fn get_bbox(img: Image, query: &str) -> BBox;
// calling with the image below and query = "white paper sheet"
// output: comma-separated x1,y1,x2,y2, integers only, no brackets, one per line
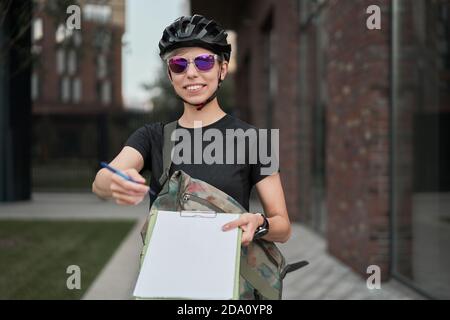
133,210,240,299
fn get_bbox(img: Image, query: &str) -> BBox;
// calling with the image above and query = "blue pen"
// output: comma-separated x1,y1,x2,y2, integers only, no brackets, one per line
100,162,156,195
100,162,156,196
100,162,140,183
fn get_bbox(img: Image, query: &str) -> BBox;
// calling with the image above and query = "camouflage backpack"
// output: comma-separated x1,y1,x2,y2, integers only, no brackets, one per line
139,121,308,300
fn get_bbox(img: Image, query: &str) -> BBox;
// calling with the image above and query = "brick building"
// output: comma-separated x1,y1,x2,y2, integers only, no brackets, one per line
32,0,125,113
30,0,127,189
191,0,450,299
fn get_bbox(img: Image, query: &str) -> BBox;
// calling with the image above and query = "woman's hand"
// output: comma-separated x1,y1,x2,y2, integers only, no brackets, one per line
222,213,264,246
110,168,149,205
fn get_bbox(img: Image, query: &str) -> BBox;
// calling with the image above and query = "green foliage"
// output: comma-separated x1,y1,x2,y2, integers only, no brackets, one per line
141,63,183,123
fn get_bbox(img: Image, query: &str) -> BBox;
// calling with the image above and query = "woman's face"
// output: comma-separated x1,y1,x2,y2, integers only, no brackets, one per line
166,47,228,106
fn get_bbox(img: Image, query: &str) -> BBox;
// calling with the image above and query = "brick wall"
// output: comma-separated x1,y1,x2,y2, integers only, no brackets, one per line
324,0,392,279
198,0,446,289
236,0,303,222
235,0,394,280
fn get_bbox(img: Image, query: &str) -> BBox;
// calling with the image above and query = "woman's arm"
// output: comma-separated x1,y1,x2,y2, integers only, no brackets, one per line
254,173,291,243
222,173,292,245
92,146,149,204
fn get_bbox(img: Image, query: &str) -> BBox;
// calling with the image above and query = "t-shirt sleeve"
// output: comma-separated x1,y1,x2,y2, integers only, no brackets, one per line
125,125,152,170
250,128,280,186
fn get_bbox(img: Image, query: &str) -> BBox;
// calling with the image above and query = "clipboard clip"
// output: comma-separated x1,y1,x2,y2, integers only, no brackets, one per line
180,210,217,218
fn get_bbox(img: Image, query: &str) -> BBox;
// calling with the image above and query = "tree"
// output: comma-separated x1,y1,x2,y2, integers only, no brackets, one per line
141,62,183,123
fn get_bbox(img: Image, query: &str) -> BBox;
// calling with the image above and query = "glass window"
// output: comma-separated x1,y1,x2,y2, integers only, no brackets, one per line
298,0,327,26
67,50,77,75
93,30,112,51
101,80,111,105
72,78,81,103
297,0,328,233
32,18,43,42
392,0,450,299
97,54,107,79
61,77,71,102
55,24,73,44
56,49,65,74
31,72,39,101
55,24,65,44
83,4,112,23
73,31,82,47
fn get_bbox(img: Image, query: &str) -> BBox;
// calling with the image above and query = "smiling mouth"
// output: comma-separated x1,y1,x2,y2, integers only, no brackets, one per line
184,84,206,92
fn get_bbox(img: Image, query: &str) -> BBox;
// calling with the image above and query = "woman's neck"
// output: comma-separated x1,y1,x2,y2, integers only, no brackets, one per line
178,98,226,128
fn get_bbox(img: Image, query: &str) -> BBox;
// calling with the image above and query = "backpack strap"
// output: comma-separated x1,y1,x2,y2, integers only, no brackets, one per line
158,120,178,187
280,260,309,280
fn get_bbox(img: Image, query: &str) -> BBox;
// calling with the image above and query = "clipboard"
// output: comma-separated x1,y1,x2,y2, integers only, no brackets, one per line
133,210,242,300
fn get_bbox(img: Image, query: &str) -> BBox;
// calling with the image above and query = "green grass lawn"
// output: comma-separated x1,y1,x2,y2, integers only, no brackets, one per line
0,219,135,299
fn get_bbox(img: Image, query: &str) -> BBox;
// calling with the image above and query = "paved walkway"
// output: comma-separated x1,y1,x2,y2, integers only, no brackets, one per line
278,224,423,299
0,193,148,220
0,193,425,300
250,200,424,300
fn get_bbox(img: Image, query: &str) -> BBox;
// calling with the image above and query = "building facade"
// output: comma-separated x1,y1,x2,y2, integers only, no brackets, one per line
30,0,126,190
32,0,125,113
191,0,450,299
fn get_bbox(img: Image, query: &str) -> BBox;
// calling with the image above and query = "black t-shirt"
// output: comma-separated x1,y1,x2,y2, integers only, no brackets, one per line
125,114,277,211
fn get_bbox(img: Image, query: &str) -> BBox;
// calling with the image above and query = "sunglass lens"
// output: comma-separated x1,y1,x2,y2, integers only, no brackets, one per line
194,55,215,71
169,58,188,73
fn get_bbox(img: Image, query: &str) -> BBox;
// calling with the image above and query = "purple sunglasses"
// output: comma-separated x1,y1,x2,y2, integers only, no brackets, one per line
167,54,219,74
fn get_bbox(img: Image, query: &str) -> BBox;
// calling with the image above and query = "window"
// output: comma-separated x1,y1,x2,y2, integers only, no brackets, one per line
67,50,77,75
93,30,112,50
297,0,328,233
32,18,43,42
97,54,107,79
298,0,328,27
84,4,112,23
55,24,73,44
72,78,81,103
31,72,39,101
101,81,111,105
61,77,71,102
392,0,450,299
73,32,82,47
56,49,65,74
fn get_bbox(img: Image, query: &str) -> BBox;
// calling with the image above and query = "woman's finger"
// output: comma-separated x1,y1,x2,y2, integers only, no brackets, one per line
110,182,147,197
241,232,254,246
222,218,243,231
110,174,149,194
115,198,130,206
222,215,250,231
122,179,149,194
112,192,143,205
125,169,146,184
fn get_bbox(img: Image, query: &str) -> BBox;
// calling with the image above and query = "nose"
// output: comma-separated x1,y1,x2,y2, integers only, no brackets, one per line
185,62,199,78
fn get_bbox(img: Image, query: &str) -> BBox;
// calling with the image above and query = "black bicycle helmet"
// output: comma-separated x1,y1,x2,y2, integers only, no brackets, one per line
159,14,231,62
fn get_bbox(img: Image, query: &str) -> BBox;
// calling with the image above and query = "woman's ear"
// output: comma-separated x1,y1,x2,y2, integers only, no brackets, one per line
220,61,228,81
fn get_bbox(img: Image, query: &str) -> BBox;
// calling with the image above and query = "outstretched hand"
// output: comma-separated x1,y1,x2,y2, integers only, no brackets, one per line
110,168,149,205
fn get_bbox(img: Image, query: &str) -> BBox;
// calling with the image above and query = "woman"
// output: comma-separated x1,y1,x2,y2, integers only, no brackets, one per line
92,15,291,246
